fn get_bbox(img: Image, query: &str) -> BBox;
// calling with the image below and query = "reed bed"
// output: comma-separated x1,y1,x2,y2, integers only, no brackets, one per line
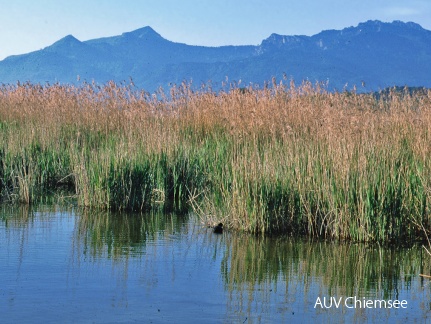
0,80,430,242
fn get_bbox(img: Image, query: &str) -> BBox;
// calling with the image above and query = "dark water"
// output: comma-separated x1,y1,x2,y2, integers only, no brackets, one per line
1,205,431,323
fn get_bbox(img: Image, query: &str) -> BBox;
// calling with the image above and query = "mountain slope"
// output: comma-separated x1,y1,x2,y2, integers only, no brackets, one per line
0,20,430,91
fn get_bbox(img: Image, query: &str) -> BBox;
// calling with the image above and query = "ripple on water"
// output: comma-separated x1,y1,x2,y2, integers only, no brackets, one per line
0,205,430,323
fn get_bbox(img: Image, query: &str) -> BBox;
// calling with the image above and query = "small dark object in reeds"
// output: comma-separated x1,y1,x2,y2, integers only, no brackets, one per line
213,223,223,234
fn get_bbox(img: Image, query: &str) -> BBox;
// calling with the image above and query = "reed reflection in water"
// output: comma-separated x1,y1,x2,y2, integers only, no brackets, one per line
1,205,431,323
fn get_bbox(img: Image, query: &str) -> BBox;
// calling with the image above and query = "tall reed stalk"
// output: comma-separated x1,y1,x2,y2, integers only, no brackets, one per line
0,80,430,242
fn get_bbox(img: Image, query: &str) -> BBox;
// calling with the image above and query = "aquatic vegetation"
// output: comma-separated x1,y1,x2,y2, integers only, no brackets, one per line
0,80,431,242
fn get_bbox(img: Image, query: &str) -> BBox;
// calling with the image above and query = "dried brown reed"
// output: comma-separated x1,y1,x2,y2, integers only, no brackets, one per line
0,80,430,242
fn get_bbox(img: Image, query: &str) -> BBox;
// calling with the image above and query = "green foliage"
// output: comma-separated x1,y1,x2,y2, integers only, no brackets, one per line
1,81,431,243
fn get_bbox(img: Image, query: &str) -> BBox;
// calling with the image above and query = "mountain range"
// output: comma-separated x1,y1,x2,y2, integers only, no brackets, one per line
1,20,430,92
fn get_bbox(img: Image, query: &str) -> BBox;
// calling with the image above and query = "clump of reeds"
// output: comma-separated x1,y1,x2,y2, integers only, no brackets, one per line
0,80,431,242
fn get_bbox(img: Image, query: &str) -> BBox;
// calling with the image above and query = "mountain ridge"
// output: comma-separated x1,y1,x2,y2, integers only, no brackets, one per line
0,20,430,91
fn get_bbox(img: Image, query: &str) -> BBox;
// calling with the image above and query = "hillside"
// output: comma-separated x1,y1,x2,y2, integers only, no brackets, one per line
0,20,430,91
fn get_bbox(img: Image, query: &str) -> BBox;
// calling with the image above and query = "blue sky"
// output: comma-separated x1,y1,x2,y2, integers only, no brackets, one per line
0,0,430,60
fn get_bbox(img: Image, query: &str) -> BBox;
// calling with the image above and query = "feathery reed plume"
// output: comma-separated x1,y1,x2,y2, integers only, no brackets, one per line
0,81,430,242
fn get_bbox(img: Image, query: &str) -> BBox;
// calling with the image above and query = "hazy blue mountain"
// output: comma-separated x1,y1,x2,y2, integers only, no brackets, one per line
0,20,430,92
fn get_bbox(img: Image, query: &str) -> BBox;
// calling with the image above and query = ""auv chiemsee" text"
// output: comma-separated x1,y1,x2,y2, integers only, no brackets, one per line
314,296,408,309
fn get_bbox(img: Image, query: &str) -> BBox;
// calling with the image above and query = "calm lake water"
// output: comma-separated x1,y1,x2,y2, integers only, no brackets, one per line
1,205,431,323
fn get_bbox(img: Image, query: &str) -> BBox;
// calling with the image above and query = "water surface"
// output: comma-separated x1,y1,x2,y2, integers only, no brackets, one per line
1,205,431,323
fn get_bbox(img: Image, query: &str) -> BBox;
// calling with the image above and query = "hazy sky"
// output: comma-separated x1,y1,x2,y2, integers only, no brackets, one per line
0,0,430,60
